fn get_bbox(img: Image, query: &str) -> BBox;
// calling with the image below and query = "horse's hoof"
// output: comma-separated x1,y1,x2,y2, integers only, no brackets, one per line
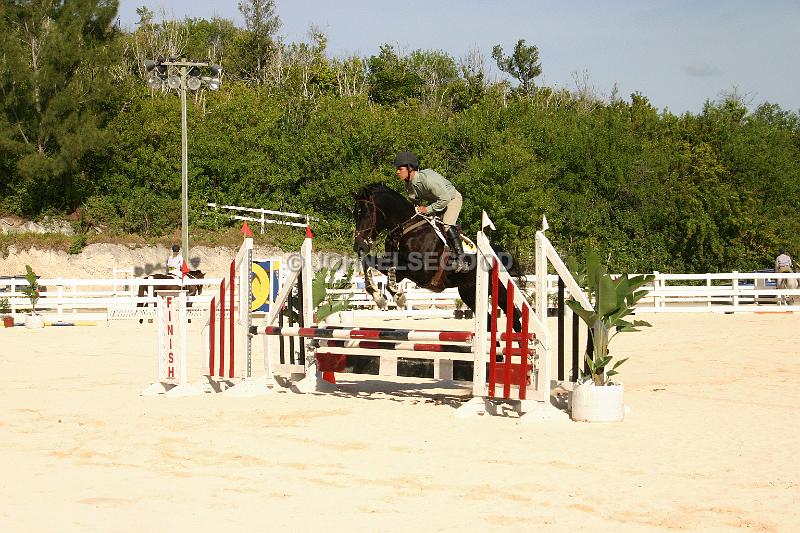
394,294,407,308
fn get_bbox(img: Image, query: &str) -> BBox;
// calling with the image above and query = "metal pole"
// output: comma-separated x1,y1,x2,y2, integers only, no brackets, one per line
557,277,565,381
148,58,213,261
180,65,189,262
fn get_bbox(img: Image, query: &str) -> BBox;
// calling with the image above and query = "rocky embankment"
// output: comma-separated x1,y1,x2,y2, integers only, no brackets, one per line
0,216,352,280
0,242,355,280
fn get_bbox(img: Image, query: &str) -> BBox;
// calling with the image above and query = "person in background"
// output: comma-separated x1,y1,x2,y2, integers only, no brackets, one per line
394,151,467,273
775,248,792,273
166,244,184,278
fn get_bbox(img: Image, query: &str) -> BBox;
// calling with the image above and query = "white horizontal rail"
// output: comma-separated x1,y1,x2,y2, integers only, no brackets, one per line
207,202,323,234
207,202,319,221
0,276,225,319
3,270,799,316
0,277,221,288
231,214,307,229
532,270,800,313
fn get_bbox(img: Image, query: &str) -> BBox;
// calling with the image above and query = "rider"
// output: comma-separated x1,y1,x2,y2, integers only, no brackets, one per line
775,248,793,273
166,244,184,278
395,151,467,273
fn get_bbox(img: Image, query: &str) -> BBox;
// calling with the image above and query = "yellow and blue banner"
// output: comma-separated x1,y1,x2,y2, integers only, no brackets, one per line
251,259,281,312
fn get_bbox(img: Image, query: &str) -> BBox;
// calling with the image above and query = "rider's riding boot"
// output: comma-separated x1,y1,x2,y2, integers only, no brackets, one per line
445,226,468,273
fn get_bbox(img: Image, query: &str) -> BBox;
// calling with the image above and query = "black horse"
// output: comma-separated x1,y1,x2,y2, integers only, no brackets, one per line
136,271,205,323
353,183,522,326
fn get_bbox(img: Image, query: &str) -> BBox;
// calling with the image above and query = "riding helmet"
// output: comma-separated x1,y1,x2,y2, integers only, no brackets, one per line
394,151,420,170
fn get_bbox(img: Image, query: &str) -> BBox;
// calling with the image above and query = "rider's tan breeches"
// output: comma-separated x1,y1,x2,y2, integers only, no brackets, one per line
440,191,463,228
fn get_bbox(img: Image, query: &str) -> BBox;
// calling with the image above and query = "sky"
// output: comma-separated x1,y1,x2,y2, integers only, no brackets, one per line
116,0,800,115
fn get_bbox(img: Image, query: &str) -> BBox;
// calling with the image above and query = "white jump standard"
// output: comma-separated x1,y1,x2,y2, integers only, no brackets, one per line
142,291,202,397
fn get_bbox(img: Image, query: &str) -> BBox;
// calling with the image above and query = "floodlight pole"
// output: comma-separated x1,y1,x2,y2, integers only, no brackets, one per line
145,58,220,262
162,58,209,263
180,64,189,263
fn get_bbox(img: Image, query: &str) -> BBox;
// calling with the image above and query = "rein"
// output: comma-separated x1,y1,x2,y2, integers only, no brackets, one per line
355,193,419,250
355,189,429,254
354,196,380,249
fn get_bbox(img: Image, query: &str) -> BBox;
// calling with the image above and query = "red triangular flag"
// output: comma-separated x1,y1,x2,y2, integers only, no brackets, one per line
305,225,313,239
180,261,190,280
241,221,254,237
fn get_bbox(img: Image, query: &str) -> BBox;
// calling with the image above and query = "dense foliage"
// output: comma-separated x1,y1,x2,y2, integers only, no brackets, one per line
2,1,799,273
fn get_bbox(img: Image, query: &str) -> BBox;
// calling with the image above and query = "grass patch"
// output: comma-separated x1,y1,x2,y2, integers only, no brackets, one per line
0,233,73,258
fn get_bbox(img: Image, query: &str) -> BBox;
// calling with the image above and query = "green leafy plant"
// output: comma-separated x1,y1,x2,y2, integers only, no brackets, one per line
0,296,11,316
566,248,654,386
69,233,87,254
312,259,354,323
20,265,41,314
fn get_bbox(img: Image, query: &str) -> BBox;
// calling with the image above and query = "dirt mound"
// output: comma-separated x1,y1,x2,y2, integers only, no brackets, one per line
0,242,353,280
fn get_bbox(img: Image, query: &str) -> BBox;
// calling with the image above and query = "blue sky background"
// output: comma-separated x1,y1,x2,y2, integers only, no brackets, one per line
116,0,800,115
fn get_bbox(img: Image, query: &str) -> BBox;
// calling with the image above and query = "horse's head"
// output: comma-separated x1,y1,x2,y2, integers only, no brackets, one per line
353,187,379,256
353,183,415,256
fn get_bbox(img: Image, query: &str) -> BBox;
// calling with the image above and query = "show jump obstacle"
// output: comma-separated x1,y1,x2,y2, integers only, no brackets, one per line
143,225,266,397
249,213,583,418
145,214,592,419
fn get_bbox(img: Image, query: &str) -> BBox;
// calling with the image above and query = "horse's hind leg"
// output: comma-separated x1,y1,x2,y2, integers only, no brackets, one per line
458,284,476,318
495,284,523,332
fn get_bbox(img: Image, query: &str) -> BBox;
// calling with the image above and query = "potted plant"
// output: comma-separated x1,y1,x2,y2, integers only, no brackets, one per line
453,298,464,319
566,248,654,422
310,259,355,382
20,265,45,329
0,296,13,327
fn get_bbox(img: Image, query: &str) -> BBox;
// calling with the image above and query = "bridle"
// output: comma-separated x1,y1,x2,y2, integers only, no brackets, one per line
354,195,381,253
354,191,422,254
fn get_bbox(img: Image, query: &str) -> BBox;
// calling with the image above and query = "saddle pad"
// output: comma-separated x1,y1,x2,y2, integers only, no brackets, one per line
460,235,477,255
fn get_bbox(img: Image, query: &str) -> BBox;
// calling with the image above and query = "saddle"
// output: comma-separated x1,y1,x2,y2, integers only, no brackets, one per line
391,214,474,291
394,215,477,254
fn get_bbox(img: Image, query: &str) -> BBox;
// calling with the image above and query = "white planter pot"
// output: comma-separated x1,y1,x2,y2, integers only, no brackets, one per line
24,314,45,329
570,381,624,422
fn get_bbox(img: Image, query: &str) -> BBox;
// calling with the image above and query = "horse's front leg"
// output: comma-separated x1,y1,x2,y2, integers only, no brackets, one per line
386,265,408,309
381,240,407,308
361,256,388,310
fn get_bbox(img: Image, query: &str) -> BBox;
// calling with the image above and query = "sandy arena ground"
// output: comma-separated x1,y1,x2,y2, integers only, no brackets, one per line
1,312,798,532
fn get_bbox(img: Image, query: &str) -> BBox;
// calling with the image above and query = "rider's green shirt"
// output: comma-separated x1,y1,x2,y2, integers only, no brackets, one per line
405,169,458,213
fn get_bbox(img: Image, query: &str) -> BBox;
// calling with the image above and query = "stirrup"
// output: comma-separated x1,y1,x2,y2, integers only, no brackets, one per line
452,256,467,273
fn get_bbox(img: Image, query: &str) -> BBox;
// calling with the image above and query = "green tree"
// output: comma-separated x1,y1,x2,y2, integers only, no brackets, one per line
367,44,422,106
491,39,542,97
407,49,459,109
0,0,122,215
235,0,281,84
